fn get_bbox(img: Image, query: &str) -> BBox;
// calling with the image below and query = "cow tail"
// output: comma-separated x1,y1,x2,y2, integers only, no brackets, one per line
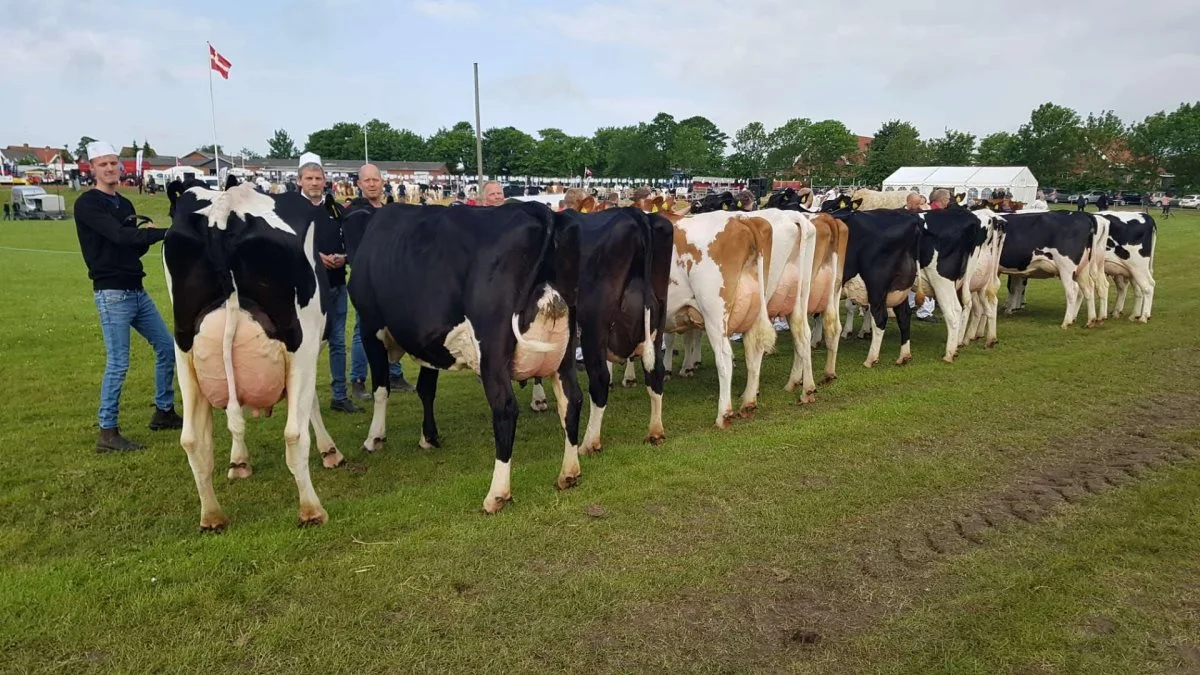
510,211,560,352
1147,217,1157,276
636,210,658,372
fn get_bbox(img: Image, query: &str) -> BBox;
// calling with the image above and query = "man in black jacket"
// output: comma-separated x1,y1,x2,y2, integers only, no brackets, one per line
298,153,361,413
342,163,413,399
75,141,182,452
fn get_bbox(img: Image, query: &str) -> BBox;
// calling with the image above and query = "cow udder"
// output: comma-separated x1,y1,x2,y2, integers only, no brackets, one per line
192,307,287,411
766,262,800,319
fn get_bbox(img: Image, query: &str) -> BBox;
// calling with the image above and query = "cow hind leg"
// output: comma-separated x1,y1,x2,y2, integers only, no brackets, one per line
893,301,913,366
481,360,518,514
623,360,638,388
177,348,226,531
310,398,345,468
530,377,548,412
1112,275,1129,319
284,352,326,527
550,368,583,491
864,304,888,368
360,325,390,453
226,405,252,480
417,367,441,449
580,355,609,456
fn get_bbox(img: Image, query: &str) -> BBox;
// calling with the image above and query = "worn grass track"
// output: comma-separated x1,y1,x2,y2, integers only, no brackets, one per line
1,188,1198,673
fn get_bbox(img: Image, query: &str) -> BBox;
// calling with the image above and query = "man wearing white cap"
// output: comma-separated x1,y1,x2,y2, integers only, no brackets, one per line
298,152,361,413
75,140,182,452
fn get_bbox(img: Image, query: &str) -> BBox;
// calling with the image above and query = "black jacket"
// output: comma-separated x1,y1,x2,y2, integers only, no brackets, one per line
313,194,347,287
74,189,166,291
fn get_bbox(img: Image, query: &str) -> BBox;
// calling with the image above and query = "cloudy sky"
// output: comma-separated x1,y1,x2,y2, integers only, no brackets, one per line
2,0,1197,156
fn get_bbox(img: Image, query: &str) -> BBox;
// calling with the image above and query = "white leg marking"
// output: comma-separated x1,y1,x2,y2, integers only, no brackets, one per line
483,459,513,514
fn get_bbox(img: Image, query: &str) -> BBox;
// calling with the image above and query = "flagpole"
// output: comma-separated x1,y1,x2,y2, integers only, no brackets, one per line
207,42,222,189
473,62,483,189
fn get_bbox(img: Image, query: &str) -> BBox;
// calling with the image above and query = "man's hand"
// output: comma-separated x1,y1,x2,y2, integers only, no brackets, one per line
320,253,338,269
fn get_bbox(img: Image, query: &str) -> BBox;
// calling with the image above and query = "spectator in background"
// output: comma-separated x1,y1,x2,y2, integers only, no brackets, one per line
1028,191,1049,210
904,193,924,212
481,180,505,207
1076,194,1087,212
929,188,951,210
1097,192,1109,211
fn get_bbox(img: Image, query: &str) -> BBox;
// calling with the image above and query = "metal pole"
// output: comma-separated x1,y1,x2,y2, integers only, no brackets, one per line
207,43,221,188
473,62,483,188
364,117,369,163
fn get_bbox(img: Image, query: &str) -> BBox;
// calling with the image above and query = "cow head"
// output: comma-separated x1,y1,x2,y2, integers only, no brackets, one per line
955,192,966,205
819,194,854,213
577,196,596,214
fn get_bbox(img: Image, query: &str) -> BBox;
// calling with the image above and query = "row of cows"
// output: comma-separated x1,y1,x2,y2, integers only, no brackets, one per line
162,184,1157,530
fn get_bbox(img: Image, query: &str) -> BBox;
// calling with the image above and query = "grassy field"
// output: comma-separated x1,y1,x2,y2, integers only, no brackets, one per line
1,187,1198,673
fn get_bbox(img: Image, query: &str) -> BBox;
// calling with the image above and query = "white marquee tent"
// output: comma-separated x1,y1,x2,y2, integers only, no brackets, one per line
881,166,1039,203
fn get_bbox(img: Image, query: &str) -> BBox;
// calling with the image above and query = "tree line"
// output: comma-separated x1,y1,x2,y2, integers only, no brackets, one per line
253,101,1199,191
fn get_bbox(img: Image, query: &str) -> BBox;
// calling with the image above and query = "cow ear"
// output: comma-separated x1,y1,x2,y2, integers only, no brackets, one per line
851,198,864,211
579,196,595,213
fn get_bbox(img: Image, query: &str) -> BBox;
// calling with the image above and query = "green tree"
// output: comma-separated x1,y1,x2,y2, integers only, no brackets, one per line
76,136,97,160
267,129,299,158
800,119,859,184
668,125,711,174
139,140,157,158
925,129,976,165
1130,103,1200,191
678,115,729,165
858,120,927,186
304,122,365,159
1013,103,1084,186
239,147,263,161
976,132,1019,165
727,121,771,178
362,120,427,162
427,121,477,174
482,126,537,176
765,118,812,175
1076,110,1128,187
532,128,596,176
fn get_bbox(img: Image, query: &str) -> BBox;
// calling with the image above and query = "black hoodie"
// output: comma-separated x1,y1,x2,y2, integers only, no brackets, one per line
73,189,166,291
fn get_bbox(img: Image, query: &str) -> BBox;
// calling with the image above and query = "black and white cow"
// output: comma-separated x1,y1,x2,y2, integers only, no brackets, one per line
819,200,924,367
999,210,1106,328
348,202,583,514
914,206,1007,361
1099,211,1157,322
689,191,739,214
549,207,675,454
164,184,345,531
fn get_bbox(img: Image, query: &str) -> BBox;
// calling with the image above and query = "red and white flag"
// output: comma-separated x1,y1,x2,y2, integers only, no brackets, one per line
209,43,231,79
584,166,592,178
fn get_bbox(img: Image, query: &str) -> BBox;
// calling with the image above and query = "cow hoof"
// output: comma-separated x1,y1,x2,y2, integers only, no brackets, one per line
531,399,549,413
622,378,637,388
863,358,878,369
818,373,837,386
784,380,799,393
716,414,735,429
363,436,386,453
798,390,816,405
663,372,672,382
1136,316,1149,324
942,355,955,364
739,403,757,418
482,494,513,514
321,448,345,469
297,506,328,527
1113,311,1122,319
555,473,581,491
985,339,998,349
895,355,912,366
199,513,229,533
580,442,602,457
645,432,666,446
1085,320,1098,329
419,434,441,450
227,463,253,480
678,369,694,378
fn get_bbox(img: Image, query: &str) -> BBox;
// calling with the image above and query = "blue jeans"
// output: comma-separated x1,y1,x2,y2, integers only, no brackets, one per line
350,310,402,383
93,289,176,429
328,285,350,402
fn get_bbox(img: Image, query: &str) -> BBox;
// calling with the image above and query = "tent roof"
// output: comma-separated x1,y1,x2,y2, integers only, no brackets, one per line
882,166,1036,187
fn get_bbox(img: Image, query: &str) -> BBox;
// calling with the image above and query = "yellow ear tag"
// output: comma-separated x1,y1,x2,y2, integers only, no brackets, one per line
581,207,589,213
651,205,659,213
721,204,728,210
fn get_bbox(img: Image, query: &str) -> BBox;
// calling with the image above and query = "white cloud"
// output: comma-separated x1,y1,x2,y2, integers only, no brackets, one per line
410,0,480,21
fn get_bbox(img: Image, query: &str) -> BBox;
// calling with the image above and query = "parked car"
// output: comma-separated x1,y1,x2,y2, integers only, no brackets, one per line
1066,190,1106,204
1110,191,1142,206
1179,194,1200,209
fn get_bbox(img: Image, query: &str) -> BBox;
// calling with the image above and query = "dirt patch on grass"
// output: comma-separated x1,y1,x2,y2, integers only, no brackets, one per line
589,384,1200,672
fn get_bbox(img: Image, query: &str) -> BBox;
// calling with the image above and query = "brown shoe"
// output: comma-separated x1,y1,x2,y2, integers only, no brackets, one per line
96,427,145,453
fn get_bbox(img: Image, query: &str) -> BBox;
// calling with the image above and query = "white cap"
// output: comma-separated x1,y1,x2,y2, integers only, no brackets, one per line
86,140,118,160
299,151,322,168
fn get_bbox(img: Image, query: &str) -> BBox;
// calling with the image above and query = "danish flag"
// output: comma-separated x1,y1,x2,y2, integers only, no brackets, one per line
209,43,231,79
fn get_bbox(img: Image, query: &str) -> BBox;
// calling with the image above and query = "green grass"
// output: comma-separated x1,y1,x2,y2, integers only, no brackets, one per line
1,187,1198,673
